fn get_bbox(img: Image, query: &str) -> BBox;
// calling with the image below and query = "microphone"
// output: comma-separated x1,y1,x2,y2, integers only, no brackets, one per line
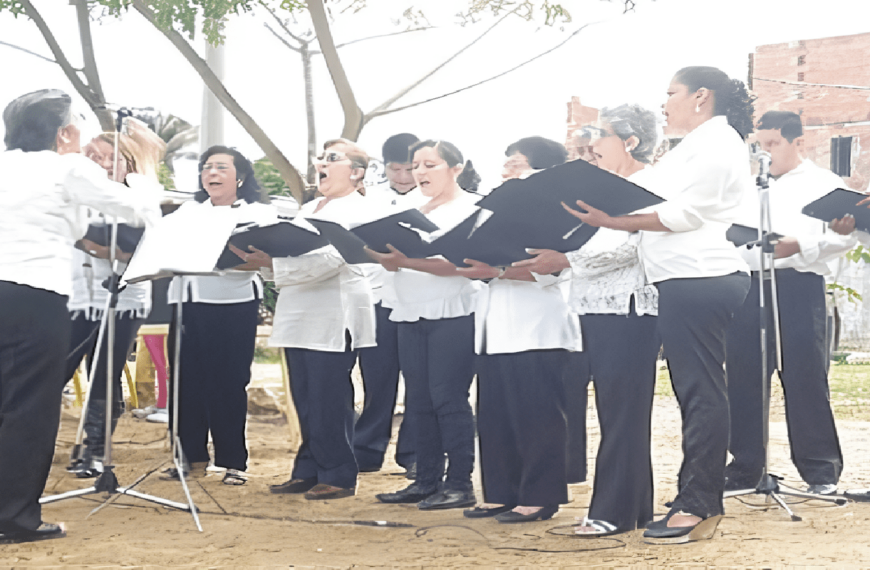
757,151,772,189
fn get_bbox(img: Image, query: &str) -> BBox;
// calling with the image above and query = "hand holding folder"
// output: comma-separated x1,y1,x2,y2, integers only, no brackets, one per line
802,188,870,232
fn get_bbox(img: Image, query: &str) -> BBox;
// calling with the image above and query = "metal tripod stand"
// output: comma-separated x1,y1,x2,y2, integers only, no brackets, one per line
40,111,202,531
724,152,846,519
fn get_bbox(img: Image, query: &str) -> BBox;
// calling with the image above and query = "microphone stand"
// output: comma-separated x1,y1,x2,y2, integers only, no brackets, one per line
724,152,845,519
41,108,202,531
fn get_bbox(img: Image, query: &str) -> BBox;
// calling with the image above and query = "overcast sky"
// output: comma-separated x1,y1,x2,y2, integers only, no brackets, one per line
1,0,868,192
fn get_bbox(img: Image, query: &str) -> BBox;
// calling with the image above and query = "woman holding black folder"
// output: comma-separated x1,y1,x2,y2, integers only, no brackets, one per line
251,139,377,500
560,67,754,543
368,140,484,510
64,126,165,478
165,145,276,486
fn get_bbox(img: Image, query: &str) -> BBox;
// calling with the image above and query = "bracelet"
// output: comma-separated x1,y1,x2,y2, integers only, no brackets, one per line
496,266,507,279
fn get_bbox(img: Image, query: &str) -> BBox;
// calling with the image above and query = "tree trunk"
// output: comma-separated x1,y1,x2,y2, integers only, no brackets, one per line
302,44,317,185
307,0,363,141
131,0,305,205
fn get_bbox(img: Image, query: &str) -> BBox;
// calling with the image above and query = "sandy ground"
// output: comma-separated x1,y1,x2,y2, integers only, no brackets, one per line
5,366,870,569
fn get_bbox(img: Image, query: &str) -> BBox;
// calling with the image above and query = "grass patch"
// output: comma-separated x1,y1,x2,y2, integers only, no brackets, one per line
254,344,282,364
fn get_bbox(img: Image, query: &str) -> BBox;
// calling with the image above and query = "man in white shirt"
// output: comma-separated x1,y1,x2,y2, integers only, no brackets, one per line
725,111,855,494
354,133,421,474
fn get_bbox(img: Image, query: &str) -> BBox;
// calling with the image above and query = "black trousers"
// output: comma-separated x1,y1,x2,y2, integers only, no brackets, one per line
63,314,143,411
169,301,258,472
726,270,842,485
398,315,476,491
564,352,588,484
285,344,359,489
581,311,659,530
657,272,750,519
0,282,70,533
477,350,571,507
354,303,415,470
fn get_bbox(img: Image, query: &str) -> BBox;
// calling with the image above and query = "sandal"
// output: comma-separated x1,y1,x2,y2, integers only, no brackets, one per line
223,469,247,486
574,517,622,537
643,510,722,544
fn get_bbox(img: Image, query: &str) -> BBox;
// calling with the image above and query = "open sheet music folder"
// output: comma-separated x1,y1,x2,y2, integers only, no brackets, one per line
84,223,146,254
802,188,870,232
726,224,783,248
307,208,440,264
428,160,662,266
215,222,328,269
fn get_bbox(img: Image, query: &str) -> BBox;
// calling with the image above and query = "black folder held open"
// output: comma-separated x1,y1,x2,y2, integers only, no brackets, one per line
215,222,328,269
801,188,870,232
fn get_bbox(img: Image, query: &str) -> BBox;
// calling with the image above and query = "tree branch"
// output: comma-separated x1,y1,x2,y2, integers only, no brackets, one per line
258,0,310,46
73,0,105,103
131,0,305,204
365,21,595,122
0,40,55,63
334,27,433,49
264,22,302,53
308,0,364,140
367,7,518,116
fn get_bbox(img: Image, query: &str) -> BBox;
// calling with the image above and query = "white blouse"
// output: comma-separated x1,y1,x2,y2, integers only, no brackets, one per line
638,116,752,283
69,247,152,319
167,199,278,304
735,159,855,276
475,272,582,355
266,192,377,352
0,150,160,297
566,168,658,316
388,192,486,323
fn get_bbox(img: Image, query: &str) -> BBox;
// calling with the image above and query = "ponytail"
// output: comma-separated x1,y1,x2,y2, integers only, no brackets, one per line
673,66,756,140
457,159,481,193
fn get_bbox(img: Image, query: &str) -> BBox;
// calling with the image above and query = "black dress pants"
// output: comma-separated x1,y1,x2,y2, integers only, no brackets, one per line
656,272,750,519
398,315,476,491
354,303,415,470
63,314,143,412
285,343,360,489
564,351,588,484
0,281,70,533
726,270,842,485
477,350,571,507
169,300,258,471
582,310,659,530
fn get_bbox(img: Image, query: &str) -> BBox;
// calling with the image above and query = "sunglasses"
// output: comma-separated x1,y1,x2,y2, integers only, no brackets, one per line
313,151,350,164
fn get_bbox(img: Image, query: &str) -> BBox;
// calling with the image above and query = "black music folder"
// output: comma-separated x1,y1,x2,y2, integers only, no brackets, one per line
84,223,145,254
726,224,783,248
215,222,329,269
308,209,440,264
802,188,870,232
428,160,661,266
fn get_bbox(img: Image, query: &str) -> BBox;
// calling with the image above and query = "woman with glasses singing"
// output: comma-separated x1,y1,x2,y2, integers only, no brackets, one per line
165,145,277,486
248,139,377,501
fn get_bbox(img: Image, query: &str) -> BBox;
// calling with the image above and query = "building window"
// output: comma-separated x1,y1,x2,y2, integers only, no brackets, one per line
798,55,806,65
798,72,805,82
831,137,852,177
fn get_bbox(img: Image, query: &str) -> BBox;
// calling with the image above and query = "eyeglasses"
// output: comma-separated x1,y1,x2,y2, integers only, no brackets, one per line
203,163,232,171
313,151,350,164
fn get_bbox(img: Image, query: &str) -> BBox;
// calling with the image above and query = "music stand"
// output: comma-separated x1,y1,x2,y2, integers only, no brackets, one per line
724,154,846,519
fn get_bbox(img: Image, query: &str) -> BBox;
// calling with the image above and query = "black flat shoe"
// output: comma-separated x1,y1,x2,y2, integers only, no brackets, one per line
463,504,515,518
494,505,558,523
643,513,722,544
269,477,317,494
417,489,476,510
0,523,66,545
376,482,438,504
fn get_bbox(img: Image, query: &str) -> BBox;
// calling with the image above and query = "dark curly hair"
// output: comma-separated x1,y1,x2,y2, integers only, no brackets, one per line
757,110,803,142
409,139,481,193
194,145,265,204
673,66,756,140
504,136,567,169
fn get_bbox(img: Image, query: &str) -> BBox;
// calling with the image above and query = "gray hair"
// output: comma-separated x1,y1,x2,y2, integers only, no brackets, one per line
598,104,658,164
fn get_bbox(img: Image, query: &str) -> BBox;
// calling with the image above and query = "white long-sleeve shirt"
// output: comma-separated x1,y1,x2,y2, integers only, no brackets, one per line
638,116,752,283
266,192,378,351
388,192,486,323
735,159,856,275
0,150,160,296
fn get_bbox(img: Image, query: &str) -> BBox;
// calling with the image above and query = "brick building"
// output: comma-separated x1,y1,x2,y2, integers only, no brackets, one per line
750,32,870,192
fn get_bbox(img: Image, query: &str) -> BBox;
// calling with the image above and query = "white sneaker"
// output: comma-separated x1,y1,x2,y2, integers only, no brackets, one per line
145,409,169,423
132,405,158,419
